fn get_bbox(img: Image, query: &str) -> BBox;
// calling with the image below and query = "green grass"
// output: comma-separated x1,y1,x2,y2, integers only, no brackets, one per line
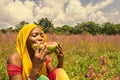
0,32,120,80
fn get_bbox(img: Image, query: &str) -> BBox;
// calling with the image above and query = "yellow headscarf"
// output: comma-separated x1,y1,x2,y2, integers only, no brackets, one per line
16,23,47,80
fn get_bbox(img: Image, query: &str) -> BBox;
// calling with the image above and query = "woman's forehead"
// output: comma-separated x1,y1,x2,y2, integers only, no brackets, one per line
31,27,43,33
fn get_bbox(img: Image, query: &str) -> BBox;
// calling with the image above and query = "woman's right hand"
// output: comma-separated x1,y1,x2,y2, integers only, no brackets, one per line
29,42,48,79
33,42,48,71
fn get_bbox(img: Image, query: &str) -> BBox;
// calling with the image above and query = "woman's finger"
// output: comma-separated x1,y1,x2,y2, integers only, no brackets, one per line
57,44,64,54
40,44,47,59
58,43,62,49
35,42,41,56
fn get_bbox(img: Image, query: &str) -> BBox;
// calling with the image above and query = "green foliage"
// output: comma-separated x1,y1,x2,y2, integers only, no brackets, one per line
0,33,120,80
101,22,115,35
0,29,7,33
1,18,120,35
73,23,83,34
48,34,120,79
0,62,9,80
35,18,53,33
53,25,74,35
113,24,120,34
14,21,29,32
73,21,101,35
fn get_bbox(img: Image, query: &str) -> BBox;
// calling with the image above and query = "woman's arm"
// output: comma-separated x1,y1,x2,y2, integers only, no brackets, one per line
28,43,48,80
7,52,45,80
55,43,64,68
7,52,22,80
56,54,64,68
46,43,64,74
7,46,48,80
46,56,54,73
46,56,64,74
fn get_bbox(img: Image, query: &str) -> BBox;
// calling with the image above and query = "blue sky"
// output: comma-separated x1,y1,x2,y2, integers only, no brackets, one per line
0,0,120,29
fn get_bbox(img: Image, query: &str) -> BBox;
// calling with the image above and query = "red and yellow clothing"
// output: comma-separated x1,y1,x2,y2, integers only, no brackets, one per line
7,23,69,80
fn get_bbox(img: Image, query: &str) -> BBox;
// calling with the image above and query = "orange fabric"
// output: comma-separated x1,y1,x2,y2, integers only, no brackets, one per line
48,68,70,80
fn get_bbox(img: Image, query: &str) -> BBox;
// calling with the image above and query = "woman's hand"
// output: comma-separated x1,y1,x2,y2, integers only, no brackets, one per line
55,43,64,68
29,42,48,79
33,42,47,67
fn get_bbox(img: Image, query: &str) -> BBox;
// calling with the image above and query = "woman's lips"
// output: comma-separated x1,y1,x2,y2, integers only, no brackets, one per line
36,41,44,44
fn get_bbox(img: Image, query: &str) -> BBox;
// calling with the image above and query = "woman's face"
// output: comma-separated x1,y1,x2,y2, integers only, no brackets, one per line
26,27,44,49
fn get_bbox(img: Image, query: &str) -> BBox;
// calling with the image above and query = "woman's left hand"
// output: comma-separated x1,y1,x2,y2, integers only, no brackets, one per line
55,43,64,59
54,43,64,68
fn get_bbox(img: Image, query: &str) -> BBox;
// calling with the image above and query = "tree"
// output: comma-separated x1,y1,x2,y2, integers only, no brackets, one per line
114,24,120,34
62,25,74,34
83,21,101,35
6,27,13,32
73,21,101,35
101,22,115,35
14,21,29,32
35,18,53,33
54,25,74,35
0,29,7,33
73,23,83,34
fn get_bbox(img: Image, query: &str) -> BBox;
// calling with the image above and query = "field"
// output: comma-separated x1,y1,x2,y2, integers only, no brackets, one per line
0,32,120,80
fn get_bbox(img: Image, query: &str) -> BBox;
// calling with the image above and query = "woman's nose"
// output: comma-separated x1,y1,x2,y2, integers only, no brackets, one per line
37,35,43,41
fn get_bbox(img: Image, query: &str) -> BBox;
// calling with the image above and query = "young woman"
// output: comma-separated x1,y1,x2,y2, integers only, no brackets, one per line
6,24,69,80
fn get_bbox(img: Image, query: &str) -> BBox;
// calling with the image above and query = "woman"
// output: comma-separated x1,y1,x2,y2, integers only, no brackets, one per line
6,24,69,80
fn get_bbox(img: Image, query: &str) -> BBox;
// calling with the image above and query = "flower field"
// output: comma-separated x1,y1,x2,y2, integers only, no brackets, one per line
0,32,120,80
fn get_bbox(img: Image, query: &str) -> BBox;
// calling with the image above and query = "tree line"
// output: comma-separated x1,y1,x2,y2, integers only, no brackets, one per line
0,18,120,35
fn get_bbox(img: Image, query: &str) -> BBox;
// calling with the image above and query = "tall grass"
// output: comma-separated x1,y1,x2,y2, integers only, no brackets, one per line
0,32,17,80
0,32,120,80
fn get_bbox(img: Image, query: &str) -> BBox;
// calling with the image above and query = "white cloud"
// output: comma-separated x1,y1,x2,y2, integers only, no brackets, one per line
0,0,119,28
0,0,14,24
88,11,108,23
105,11,120,23
6,1,35,22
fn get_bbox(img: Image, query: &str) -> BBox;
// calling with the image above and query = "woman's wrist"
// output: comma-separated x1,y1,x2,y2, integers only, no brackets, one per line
57,58,64,68
58,55,64,63
27,76,32,80
32,57,45,69
29,58,45,79
29,68,38,80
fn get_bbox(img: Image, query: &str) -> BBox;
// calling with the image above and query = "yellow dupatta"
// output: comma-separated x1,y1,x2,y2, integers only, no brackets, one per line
16,24,47,80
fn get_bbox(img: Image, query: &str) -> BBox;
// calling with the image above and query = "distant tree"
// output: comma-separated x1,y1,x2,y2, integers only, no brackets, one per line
53,25,73,35
35,18,54,33
53,27,63,35
114,24,120,34
0,29,7,33
73,21,101,35
85,21,101,35
62,25,74,34
6,27,13,32
101,22,115,35
14,21,29,32
73,23,83,34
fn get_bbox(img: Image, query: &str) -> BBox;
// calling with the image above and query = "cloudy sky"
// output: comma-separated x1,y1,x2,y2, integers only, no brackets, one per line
0,0,120,28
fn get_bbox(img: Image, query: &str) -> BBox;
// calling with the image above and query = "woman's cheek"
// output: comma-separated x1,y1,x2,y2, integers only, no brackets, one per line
29,38,37,44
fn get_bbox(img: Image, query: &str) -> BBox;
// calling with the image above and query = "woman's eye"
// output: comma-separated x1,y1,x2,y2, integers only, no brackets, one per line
32,33,43,37
40,34,44,37
33,33,38,37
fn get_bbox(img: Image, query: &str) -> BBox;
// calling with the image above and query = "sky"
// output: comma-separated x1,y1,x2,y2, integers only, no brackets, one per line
0,0,120,29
